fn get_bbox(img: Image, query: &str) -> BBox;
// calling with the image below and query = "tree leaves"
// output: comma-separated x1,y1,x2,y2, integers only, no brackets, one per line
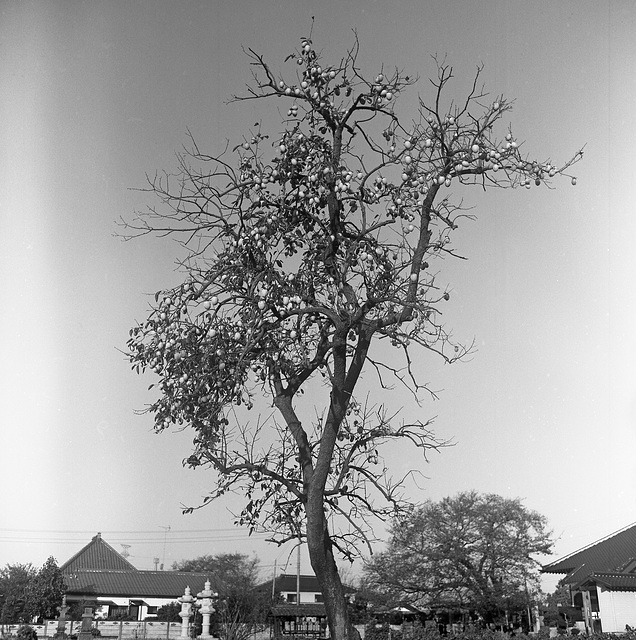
0,558,65,624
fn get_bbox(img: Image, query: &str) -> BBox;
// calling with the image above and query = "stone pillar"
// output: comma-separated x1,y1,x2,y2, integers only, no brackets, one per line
54,596,69,640
77,606,94,640
196,580,216,639
179,587,195,638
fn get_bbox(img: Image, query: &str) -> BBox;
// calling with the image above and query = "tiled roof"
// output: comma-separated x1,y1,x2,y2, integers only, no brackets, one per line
271,603,327,617
61,534,137,572
256,574,354,594
276,575,321,592
63,569,211,599
542,522,636,576
575,572,636,592
59,535,221,601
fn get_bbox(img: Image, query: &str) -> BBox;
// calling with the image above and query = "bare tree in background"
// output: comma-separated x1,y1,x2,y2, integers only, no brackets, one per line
363,491,553,624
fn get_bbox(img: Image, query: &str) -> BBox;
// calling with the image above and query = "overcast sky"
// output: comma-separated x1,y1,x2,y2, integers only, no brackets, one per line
1,0,634,590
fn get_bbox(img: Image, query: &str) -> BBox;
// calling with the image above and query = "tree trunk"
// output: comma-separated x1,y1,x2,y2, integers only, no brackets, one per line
306,490,353,640
302,334,369,640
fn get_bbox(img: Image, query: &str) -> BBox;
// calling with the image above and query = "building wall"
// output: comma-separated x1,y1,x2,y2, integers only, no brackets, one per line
597,587,636,633
280,589,323,603
72,596,178,621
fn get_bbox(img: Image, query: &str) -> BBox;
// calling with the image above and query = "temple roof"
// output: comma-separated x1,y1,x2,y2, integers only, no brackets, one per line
61,534,210,600
61,533,137,572
63,569,211,598
255,574,355,594
543,522,636,580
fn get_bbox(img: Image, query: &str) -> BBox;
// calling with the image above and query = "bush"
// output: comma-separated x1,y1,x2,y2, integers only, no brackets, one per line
536,628,551,640
359,628,636,640
365,622,389,640
446,631,508,640
16,625,38,640
364,622,406,640
106,611,135,621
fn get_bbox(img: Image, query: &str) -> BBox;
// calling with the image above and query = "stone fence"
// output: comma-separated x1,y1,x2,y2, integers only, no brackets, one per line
0,620,182,640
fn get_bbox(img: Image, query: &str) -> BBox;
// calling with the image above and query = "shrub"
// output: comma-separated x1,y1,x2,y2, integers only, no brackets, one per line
364,622,390,640
16,625,38,640
536,627,551,640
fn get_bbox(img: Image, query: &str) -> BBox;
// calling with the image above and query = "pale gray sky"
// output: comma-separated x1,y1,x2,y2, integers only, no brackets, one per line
1,0,634,589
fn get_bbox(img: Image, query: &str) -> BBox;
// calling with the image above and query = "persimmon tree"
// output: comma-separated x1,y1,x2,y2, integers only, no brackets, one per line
123,33,582,640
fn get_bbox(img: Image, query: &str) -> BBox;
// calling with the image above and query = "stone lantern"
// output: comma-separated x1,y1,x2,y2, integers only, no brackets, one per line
196,580,217,639
179,586,195,638
77,606,94,640
53,595,69,640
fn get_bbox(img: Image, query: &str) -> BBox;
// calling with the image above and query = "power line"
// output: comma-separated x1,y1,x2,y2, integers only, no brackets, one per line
0,535,269,544
0,527,273,548
0,527,248,534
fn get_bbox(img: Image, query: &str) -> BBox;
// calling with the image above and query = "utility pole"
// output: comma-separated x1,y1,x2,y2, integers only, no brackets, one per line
272,560,277,600
296,543,301,605
159,525,171,570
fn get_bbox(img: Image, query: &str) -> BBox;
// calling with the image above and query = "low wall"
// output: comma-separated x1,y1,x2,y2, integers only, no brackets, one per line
1,621,182,639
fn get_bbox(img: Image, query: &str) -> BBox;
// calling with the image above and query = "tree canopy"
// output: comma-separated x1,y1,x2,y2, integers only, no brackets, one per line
0,557,66,624
172,552,260,594
363,491,553,622
123,31,581,640
0,563,36,624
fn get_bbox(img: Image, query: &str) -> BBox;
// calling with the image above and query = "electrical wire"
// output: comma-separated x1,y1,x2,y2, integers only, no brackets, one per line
0,527,271,547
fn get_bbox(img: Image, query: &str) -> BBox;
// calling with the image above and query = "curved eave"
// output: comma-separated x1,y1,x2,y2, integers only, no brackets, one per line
574,573,636,592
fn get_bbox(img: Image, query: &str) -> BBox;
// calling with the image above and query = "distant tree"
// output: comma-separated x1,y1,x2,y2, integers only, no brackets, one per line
154,602,181,622
344,582,383,626
0,558,66,623
67,599,98,622
542,580,573,628
172,552,260,593
364,491,553,623
172,553,265,640
24,557,66,623
123,31,581,640
352,578,394,617
212,589,270,640
0,563,37,623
